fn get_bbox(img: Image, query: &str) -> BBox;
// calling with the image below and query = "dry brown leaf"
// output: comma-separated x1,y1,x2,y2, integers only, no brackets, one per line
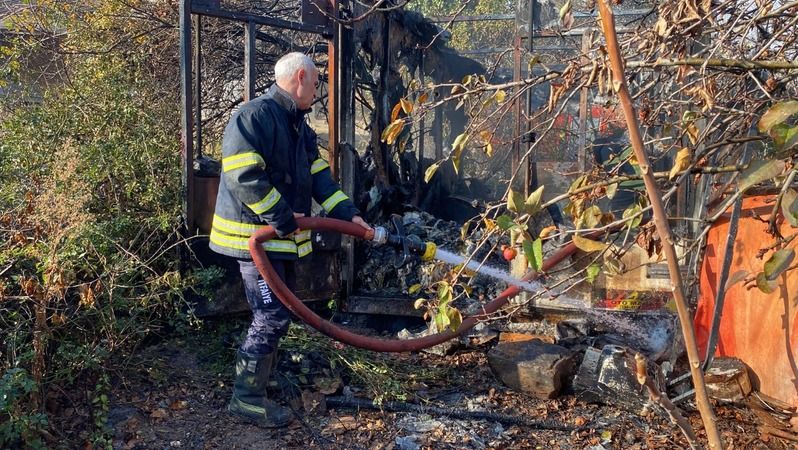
390,102,402,122
149,408,168,419
168,400,188,410
669,147,691,180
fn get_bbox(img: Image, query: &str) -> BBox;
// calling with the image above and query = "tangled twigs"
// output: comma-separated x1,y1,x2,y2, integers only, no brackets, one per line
597,1,724,448
635,353,699,450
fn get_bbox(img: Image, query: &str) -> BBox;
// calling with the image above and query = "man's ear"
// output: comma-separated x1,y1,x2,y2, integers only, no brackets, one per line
297,68,306,84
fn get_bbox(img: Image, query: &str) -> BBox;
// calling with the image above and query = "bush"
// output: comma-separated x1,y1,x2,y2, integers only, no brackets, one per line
0,1,205,447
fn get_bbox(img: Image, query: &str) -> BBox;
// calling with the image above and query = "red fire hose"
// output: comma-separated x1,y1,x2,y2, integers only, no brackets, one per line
249,217,580,353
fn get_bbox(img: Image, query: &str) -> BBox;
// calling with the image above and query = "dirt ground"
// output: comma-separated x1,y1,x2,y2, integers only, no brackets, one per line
96,320,793,450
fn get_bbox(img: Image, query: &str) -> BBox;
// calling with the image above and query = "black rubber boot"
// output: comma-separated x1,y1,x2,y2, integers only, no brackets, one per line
228,349,292,427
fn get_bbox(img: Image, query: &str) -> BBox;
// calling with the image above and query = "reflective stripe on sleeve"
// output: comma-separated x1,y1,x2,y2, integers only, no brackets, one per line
212,214,263,236
321,190,349,213
297,241,313,258
246,187,282,214
310,158,330,174
210,227,298,254
222,152,265,173
293,229,311,242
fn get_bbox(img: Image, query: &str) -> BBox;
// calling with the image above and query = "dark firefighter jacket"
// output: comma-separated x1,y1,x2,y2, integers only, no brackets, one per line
209,84,358,260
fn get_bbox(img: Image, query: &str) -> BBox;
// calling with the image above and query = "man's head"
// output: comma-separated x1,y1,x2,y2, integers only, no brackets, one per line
274,52,318,111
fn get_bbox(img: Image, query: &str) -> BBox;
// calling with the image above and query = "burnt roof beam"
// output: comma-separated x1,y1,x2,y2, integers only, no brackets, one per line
190,3,331,36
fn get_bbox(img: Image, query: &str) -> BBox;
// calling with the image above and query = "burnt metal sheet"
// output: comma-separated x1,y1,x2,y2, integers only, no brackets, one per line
345,296,424,318
191,0,220,8
191,4,329,35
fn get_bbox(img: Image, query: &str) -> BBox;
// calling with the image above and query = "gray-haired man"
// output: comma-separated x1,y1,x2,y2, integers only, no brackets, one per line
210,52,371,427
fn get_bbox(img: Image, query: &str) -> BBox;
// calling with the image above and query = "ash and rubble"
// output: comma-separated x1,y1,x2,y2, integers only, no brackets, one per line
352,211,694,415
355,211,509,305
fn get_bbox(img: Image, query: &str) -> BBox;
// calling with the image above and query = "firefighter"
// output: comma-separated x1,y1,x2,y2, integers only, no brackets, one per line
209,52,371,427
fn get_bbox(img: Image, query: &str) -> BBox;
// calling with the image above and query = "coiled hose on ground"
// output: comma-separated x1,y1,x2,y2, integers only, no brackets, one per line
250,217,580,353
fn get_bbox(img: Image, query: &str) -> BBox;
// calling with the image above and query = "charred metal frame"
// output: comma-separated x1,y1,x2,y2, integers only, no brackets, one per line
179,0,358,294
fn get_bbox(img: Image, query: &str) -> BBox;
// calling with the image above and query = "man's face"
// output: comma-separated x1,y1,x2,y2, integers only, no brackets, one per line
296,67,319,110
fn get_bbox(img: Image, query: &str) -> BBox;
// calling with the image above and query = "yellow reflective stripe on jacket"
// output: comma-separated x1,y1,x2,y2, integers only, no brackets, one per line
222,152,265,173
298,241,312,258
246,187,282,214
210,227,298,253
293,229,311,242
212,214,263,236
321,190,349,212
310,158,330,174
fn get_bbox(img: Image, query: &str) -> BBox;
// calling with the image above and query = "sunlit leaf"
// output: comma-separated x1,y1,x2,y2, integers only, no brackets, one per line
783,189,798,227
539,225,557,239
525,185,545,215
507,189,525,213
424,162,441,183
496,215,514,231
418,92,428,104
764,248,794,281
586,263,601,283
451,85,466,96
413,298,425,309
408,284,422,295
437,281,452,304
606,182,618,199
400,97,413,115
495,90,507,103
686,123,700,145
568,175,588,194
461,221,471,240
758,100,798,133
484,142,493,157
435,309,450,332
681,110,698,125
451,133,469,174
724,270,749,293
578,205,603,229
390,102,402,122
482,218,496,233
446,307,463,332
573,234,608,253
523,238,544,271
739,159,786,192
623,204,643,230
381,119,405,145
669,147,691,180
559,0,572,19
756,271,778,294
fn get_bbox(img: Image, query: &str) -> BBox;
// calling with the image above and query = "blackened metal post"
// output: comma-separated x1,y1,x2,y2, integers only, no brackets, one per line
525,0,537,196
180,0,195,234
244,20,256,102
415,53,425,205
433,91,443,159
193,15,203,156
337,0,356,297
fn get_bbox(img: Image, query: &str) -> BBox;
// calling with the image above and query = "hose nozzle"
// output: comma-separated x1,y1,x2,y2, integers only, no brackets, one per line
369,223,436,267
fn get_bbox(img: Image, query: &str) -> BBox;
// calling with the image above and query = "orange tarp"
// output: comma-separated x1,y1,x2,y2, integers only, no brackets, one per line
695,195,798,407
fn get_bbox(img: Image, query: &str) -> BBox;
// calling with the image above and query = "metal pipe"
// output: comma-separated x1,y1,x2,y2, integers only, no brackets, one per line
249,217,581,352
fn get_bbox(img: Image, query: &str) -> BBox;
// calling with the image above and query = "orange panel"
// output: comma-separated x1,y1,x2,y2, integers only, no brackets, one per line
694,195,798,407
